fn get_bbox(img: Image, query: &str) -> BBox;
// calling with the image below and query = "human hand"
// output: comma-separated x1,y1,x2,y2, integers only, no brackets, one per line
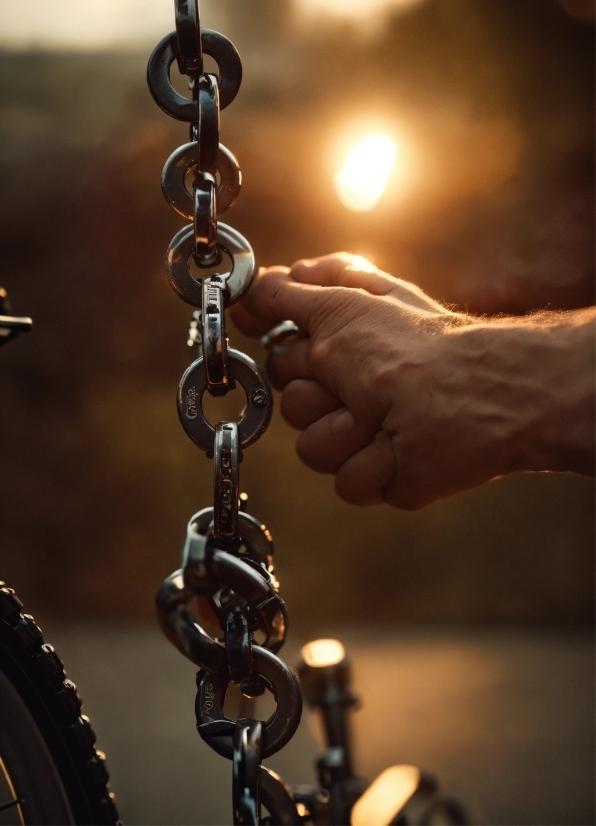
231,253,595,509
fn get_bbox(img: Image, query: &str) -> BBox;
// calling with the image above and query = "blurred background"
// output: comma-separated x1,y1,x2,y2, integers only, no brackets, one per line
0,0,594,823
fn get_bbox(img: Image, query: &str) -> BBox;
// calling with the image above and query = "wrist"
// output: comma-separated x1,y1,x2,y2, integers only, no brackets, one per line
453,311,595,476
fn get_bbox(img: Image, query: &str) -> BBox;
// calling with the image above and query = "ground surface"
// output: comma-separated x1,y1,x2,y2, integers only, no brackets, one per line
46,623,595,826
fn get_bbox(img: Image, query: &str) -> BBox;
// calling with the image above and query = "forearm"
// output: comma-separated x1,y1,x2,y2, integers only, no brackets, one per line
453,308,595,476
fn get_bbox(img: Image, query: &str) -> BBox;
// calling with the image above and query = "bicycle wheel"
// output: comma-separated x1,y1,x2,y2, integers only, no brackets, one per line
0,581,120,825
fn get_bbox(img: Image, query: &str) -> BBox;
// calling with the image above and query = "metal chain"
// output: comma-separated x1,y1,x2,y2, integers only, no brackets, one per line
148,3,302,823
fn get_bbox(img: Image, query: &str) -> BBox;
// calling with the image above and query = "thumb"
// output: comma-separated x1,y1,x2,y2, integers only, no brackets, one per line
240,267,340,336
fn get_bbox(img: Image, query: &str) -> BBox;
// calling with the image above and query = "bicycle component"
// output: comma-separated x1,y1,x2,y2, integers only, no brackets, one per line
233,719,261,825
298,639,363,824
196,646,302,760
178,349,272,451
261,320,300,351
162,142,241,220
202,279,229,394
259,768,302,825
351,766,468,826
166,222,255,308
0,582,119,824
213,422,239,540
175,0,202,76
0,287,32,347
147,29,242,120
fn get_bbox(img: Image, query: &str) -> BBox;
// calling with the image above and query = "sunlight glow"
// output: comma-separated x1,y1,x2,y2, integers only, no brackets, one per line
350,765,421,826
0,0,171,48
335,134,397,212
296,0,424,23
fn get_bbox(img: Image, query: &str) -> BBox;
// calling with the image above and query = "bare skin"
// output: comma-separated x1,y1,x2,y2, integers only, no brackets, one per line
231,253,595,510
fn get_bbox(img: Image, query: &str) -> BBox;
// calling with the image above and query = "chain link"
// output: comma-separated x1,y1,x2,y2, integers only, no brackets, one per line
149,4,302,822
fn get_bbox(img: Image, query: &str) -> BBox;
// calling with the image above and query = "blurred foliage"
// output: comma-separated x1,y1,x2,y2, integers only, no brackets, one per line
0,0,593,623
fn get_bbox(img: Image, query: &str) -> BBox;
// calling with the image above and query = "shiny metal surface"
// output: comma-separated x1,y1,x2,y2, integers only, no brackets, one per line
196,646,302,760
259,768,302,825
183,527,287,652
147,29,241,121
174,0,202,76
158,531,286,672
198,74,219,176
193,174,217,265
200,29,242,110
232,719,262,825
0,314,33,348
177,350,272,451
147,32,197,122
166,223,255,308
161,142,241,220
155,569,227,674
225,607,253,685
188,508,275,572
202,279,228,393
261,320,301,351
148,2,305,811
213,422,239,541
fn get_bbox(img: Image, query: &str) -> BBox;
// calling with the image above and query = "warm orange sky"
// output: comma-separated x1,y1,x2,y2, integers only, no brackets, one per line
0,0,423,49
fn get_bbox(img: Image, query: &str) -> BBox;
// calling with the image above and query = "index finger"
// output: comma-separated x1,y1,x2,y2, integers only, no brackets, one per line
231,266,338,338
289,253,398,295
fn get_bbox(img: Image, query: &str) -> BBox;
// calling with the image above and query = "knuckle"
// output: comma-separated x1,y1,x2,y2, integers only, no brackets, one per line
309,337,332,371
329,408,354,439
295,431,326,472
334,476,371,506
310,288,354,333
290,258,313,278
295,430,314,465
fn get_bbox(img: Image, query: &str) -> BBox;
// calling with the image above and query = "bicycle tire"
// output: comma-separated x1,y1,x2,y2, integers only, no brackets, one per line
0,581,120,825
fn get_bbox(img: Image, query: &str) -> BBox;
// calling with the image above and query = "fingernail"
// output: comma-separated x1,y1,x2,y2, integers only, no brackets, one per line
258,266,266,276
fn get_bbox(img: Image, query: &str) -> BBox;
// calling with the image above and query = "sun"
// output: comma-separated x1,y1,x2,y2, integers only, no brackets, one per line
334,134,397,212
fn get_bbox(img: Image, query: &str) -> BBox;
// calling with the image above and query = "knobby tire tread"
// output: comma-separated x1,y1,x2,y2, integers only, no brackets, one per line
0,581,120,825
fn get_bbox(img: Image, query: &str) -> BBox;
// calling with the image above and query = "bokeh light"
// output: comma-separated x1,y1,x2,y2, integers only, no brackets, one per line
335,134,397,212
301,639,346,668
350,765,421,826
296,0,424,24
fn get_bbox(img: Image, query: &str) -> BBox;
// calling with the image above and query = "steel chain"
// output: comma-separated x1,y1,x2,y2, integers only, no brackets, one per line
149,3,302,823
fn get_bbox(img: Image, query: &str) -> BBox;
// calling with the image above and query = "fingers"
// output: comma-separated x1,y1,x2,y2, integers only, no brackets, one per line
289,252,399,295
230,299,270,338
235,266,336,336
230,253,400,340
334,431,396,506
265,336,312,390
231,252,450,344
296,407,376,473
281,379,342,430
